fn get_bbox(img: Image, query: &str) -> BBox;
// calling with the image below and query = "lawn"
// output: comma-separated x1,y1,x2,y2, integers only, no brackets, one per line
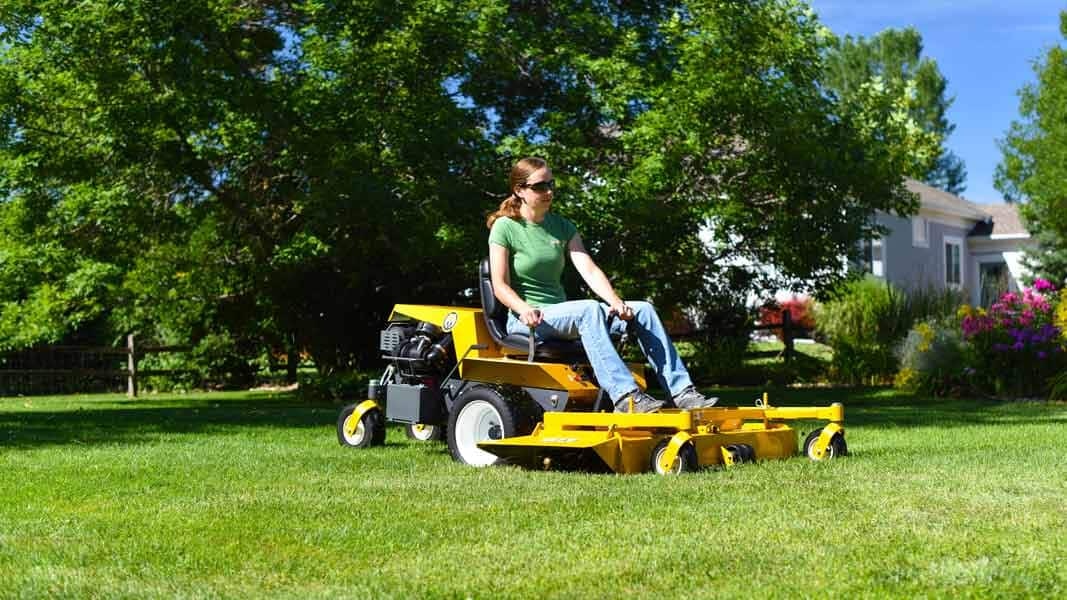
2,388,1066,598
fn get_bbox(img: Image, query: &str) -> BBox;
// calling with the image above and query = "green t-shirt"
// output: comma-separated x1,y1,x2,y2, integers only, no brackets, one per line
488,213,578,308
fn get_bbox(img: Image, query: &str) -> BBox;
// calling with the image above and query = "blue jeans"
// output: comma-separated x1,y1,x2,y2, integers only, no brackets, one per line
506,299,693,402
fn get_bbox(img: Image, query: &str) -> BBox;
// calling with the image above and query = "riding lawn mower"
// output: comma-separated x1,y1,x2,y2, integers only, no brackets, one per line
336,260,847,474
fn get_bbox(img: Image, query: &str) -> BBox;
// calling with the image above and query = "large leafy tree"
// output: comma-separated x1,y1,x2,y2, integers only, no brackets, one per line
0,0,940,372
0,1,493,370
823,26,967,194
996,11,1067,285
455,1,937,305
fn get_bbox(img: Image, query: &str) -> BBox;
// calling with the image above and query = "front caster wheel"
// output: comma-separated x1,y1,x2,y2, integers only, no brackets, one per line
651,439,698,475
337,403,386,448
804,428,847,461
405,423,444,442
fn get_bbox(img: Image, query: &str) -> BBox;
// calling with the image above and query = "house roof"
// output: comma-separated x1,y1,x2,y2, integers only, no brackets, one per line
972,202,1029,237
905,178,990,221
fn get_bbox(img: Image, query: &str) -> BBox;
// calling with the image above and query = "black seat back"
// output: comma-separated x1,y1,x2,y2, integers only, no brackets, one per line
478,257,587,361
479,258,510,342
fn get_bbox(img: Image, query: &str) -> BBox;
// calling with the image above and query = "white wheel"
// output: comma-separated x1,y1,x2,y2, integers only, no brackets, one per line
651,440,697,474
406,423,443,442
345,417,367,445
337,404,384,448
452,400,506,466
804,428,848,461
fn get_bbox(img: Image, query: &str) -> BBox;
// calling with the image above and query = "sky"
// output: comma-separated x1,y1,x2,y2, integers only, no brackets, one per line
808,0,1066,206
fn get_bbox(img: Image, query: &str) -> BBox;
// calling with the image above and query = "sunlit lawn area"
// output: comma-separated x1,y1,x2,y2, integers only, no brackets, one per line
2,388,1066,598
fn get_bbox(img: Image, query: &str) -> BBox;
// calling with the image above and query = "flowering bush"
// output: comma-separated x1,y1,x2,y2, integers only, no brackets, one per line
894,317,964,396
957,279,1066,398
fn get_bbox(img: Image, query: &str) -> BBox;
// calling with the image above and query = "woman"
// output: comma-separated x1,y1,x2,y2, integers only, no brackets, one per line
487,157,717,413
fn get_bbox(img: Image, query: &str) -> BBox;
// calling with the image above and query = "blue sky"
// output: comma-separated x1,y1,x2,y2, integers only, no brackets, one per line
808,1,1066,205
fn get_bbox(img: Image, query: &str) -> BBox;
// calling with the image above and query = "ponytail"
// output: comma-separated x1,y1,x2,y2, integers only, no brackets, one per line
486,156,548,230
486,195,523,229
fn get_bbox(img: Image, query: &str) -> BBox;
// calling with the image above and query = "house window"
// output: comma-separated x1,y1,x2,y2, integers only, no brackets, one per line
944,237,963,287
912,217,928,247
861,238,884,278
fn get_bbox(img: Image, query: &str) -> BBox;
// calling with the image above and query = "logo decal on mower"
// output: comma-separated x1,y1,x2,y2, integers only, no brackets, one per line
442,311,459,332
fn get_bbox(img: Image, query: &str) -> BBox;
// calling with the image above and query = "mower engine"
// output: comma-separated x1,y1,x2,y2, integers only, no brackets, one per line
374,321,455,426
380,321,454,380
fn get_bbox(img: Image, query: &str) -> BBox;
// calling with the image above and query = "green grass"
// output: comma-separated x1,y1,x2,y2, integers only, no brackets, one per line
2,389,1066,598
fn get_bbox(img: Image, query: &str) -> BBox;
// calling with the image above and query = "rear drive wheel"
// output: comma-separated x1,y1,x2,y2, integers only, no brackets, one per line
337,404,386,448
804,428,847,461
405,423,444,442
651,439,698,475
447,386,524,466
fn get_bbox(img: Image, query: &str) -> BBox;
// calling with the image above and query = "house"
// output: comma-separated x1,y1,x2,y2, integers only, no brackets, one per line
863,179,1035,306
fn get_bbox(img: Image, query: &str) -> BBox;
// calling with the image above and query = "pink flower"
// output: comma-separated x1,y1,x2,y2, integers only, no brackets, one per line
1030,298,1051,313
1033,278,1056,292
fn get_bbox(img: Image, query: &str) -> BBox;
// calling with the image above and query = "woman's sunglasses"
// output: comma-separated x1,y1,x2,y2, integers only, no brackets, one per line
522,179,556,193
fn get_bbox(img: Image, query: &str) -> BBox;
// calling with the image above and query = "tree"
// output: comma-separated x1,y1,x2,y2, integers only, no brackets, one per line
0,0,942,375
823,27,967,194
0,1,494,371
996,11,1067,285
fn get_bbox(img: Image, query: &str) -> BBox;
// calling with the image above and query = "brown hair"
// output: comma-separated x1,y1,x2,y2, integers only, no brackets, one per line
486,156,548,229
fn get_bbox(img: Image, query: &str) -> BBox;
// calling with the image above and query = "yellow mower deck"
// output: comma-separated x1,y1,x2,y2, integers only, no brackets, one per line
479,400,845,474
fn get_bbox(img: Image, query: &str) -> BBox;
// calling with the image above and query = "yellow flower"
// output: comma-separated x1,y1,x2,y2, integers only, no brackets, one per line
1057,290,1067,339
894,368,918,390
957,305,973,319
915,322,934,353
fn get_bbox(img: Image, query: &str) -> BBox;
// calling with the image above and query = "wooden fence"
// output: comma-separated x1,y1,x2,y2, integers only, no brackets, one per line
0,335,190,398
752,309,798,363
672,309,801,363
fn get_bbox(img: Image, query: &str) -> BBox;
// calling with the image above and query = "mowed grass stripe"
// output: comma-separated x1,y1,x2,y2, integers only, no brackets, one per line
1,390,1065,598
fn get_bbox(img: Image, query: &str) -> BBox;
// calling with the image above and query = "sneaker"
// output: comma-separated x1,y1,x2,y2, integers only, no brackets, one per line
673,386,718,409
614,390,665,414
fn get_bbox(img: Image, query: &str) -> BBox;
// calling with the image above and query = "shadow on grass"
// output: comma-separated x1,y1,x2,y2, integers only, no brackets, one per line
3,387,1066,450
0,394,347,449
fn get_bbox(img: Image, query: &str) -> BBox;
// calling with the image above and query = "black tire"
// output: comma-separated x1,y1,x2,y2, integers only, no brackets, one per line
447,386,528,466
651,439,698,474
803,428,847,461
723,443,756,465
405,423,445,442
337,404,386,448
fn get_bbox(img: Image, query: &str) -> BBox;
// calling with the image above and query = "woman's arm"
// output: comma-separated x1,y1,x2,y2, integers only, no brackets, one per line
567,234,633,320
489,242,543,327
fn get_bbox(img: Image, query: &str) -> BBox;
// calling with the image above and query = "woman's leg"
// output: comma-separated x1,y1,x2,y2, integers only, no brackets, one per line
506,300,639,402
606,301,694,397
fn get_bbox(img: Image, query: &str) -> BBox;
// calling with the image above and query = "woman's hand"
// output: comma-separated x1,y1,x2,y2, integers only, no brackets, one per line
610,301,634,321
519,308,543,328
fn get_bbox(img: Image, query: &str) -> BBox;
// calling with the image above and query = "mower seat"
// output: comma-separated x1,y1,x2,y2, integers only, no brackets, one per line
479,258,587,361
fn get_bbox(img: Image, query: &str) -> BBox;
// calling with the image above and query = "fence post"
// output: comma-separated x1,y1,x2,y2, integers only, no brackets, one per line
781,309,794,364
127,334,137,398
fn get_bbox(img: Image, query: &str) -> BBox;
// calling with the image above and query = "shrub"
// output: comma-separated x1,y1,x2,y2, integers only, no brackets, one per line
894,317,965,396
816,276,964,384
759,295,815,341
1050,370,1067,401
297,370,369,402
685,294,755,383
958,280,1066,398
